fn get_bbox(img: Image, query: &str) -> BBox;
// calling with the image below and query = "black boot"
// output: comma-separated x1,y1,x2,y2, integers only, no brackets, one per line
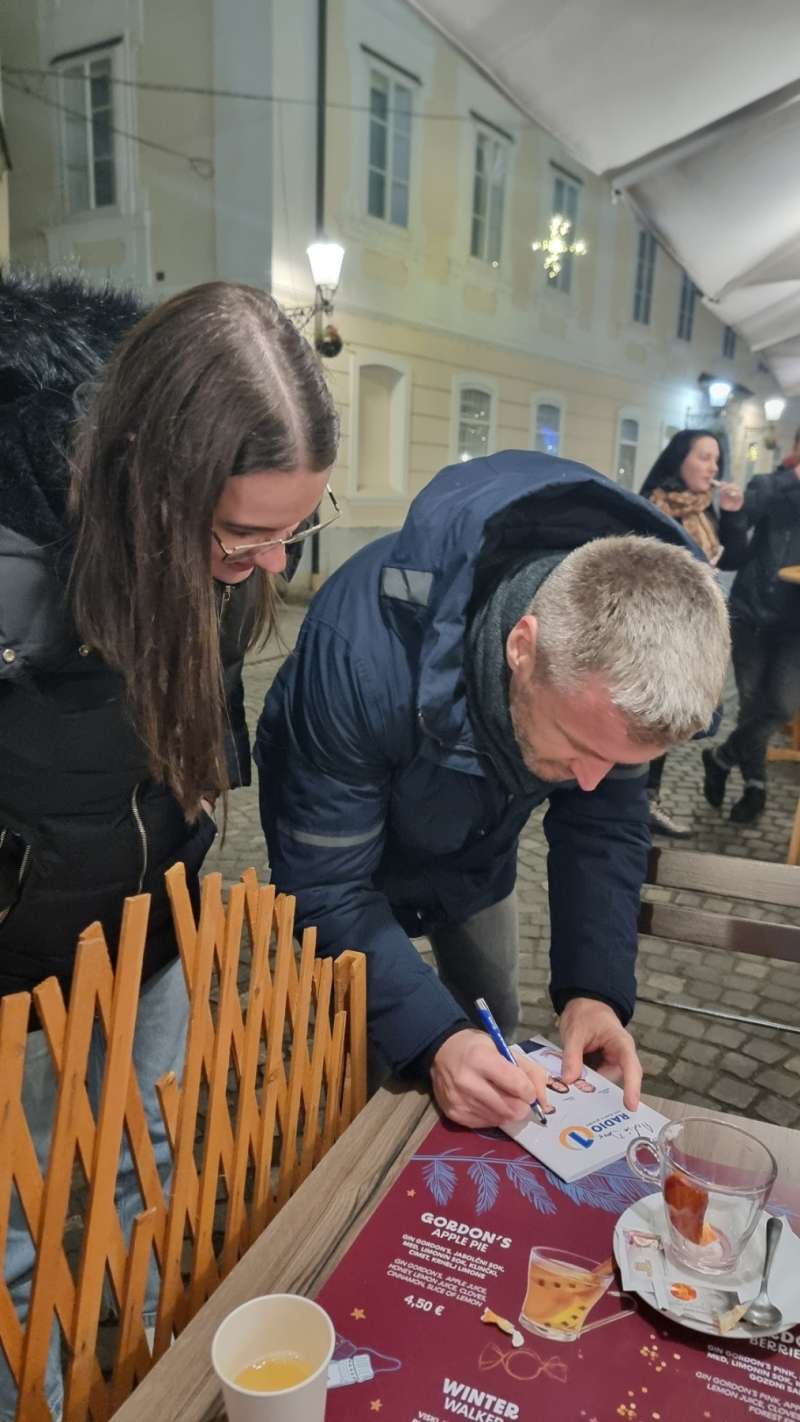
701,748,729,809
730,785,766,823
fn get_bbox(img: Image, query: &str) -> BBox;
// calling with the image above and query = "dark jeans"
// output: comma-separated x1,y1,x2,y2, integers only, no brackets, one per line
716,620,800,786
367,890,520,1093
647,755,667,796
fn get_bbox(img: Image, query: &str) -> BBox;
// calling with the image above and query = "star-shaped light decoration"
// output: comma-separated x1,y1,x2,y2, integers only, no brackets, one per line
531,214,587,280
370,1401,383,1413
351,1307,366,1320
406,1189,416,1198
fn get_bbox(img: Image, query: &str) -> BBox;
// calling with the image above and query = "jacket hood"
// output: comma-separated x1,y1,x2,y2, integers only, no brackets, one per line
380,449,702,747
0,269,147,545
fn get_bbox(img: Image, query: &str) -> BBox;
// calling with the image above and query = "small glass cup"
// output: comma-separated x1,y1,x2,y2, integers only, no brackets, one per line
519,1245,614,1342
627,1117,777,1275
211,1294,335,1422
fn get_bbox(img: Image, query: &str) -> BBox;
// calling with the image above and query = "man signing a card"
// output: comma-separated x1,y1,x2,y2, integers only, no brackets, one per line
256,452,729,1129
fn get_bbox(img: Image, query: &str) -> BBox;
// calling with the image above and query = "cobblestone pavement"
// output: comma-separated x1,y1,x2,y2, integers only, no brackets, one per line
207,600,800,1125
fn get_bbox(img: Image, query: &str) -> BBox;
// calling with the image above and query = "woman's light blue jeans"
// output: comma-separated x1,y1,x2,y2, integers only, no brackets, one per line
0,956,189,1422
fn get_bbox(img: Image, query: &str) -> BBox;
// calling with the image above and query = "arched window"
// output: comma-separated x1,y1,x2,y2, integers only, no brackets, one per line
533,400,562,456
452,380,496,462
616,415,640,489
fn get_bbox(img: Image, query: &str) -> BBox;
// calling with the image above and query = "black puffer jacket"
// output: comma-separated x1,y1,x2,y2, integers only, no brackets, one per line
729,465,800,629
0,272,256,1002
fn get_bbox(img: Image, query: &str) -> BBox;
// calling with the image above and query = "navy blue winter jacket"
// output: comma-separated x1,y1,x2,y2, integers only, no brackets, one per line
256,452,702,1073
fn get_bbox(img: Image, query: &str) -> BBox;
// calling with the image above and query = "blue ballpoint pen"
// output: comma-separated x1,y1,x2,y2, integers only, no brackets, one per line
474,997,548,1127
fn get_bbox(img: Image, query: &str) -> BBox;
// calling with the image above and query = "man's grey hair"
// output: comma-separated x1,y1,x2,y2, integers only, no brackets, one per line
529,536,730,744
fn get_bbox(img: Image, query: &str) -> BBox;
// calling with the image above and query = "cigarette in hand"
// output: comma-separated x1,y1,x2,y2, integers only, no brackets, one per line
710,479,722,487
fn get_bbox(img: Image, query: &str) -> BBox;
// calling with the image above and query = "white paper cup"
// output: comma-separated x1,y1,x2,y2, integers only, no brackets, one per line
211,1294,335,1422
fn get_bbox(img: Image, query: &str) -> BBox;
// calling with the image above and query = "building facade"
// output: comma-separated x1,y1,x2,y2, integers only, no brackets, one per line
1,0,796,576
0,51,10,264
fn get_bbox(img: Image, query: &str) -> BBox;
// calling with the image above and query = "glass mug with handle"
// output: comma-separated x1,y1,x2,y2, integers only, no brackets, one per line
627,1117,777,1275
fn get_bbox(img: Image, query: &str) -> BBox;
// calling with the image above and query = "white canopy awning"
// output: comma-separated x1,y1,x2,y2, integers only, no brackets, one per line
406,0,800,393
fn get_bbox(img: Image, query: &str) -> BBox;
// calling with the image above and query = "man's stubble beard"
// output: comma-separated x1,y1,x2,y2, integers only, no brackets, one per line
509,671,569,784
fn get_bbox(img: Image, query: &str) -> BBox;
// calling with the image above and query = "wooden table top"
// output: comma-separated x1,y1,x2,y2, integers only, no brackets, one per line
778,564,800,584
111,1086,800,1422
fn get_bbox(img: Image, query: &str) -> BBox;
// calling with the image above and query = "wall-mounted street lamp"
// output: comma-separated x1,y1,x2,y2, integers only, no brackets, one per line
286,241,346,357
764,395,786,451
707,379,733,410
698,372,737,413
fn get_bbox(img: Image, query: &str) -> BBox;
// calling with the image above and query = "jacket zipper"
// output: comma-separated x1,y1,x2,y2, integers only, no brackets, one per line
0,831,32,885
217,582,243,789
0,838,32,925
131,785,148,894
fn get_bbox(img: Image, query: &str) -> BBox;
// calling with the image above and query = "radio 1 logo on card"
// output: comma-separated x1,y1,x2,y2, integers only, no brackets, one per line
560,1112,637,1152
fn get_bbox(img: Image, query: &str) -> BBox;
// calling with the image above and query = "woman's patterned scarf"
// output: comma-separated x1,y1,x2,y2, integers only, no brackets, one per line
647,487,721,563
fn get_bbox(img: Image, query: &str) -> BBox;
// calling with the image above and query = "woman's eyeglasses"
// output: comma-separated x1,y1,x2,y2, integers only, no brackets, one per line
212,485,340,562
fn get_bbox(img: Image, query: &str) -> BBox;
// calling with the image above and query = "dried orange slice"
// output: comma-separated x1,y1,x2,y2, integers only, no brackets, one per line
670,1283,697,1302
664,1170,709,1245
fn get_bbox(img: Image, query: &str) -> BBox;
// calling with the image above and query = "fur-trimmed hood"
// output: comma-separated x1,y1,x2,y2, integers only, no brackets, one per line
0,269,147,545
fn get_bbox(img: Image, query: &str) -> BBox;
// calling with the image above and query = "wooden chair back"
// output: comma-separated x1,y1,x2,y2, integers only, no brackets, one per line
638,847,800,1031
640,846,800,966
789,798,800,868
0,866,367,1422
767,711,800,764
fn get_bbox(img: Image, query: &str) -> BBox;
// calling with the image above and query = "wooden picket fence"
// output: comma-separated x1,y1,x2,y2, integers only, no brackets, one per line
0,865,367,1422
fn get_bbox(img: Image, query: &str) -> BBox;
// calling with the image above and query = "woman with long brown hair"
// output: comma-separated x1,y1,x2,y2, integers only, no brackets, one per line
0,274,339,1420
638,428,746,837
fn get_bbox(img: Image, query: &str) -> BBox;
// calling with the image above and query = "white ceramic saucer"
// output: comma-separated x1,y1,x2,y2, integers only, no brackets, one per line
613,1193,800,1341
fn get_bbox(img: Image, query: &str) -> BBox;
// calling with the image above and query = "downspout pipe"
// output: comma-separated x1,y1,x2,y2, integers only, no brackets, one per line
310,0,327,588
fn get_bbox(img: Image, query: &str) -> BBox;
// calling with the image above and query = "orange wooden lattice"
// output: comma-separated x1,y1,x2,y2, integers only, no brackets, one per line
0,867,367,1422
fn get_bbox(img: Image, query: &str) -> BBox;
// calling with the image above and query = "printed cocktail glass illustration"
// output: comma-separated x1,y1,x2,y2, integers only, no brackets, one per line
627,1117,777,1274
519,1246,614,1342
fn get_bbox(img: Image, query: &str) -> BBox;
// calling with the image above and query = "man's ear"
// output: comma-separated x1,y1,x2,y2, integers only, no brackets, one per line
505,614,538,676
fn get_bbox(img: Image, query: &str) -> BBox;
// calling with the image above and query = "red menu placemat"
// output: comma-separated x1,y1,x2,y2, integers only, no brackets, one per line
318,1117,800,1422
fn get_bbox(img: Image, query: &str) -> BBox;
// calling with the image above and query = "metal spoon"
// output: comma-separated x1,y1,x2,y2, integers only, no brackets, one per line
743,1216,783,1331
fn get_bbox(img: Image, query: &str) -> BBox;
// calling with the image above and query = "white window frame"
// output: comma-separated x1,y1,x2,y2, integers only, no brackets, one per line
450,376,498,465
615,408,642,489
53,43,124,217
676,270,697,341
469,123,509,267
530,394,565,457
632,229,657,325
348,349,411,500
50,39,138,224
548,168,581,294
366,61,413,229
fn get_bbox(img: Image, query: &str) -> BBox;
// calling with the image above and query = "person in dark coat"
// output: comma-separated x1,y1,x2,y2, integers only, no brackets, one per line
0,271,339,1421
256,452,730,1133
638,429,748,837
702,427,800,822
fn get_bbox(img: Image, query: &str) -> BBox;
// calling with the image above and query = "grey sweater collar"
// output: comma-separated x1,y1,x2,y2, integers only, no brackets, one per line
465,552,566,795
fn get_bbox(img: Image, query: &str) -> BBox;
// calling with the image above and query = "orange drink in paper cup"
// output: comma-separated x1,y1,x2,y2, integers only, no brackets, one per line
212,1294,335,1422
